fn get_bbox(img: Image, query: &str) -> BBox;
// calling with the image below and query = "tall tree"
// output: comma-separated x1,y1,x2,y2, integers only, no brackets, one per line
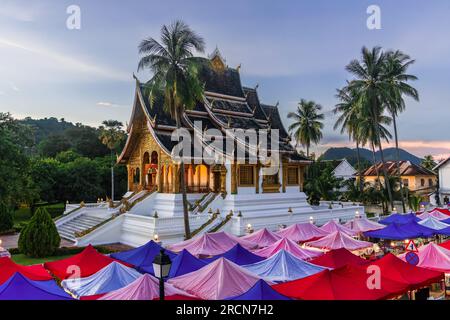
99,120,125,202
137,20,206,239
421,155,436,171
345,46,394,210
383,50,419,212
287,99,324,158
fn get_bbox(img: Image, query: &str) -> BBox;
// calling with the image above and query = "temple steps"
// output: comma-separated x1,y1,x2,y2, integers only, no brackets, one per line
57,214,108,242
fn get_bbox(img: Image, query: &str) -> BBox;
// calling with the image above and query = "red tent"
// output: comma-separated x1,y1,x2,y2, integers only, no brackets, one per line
368,253,443,290
431,208,450,216
439,239,450,250
272,264,409,300
0,257,52,285
309,248,367,269
44,245,127,280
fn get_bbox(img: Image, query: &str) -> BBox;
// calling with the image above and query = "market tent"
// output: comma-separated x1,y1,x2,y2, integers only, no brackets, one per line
243,250,326,282
0,273,73,300
167,249,207,278
309,248,367,269
0,257,52,285
168,232,257,257
418,217,450,230
226,280,291,300
439,239,450,250
272,264,409,300
319,220,357,236
429,208,450,216
44,245,126,280
417,210,450,220
276,223,328,243
99,274,195,300
399,243,450,273
305,231,373,251
364,221,436,240
110,241,177,274
344,218,385,233
253,238,323,260
241,228,281,247
379,213,420,225
369,253,443,290
168,258,265,300
61,261,142,298
203,244,265,266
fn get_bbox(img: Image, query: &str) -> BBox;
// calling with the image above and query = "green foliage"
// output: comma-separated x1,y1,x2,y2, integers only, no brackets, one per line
0,202,14,232
304,161,343,204
421,155,437,171
408,194,422,212
18,207,61,257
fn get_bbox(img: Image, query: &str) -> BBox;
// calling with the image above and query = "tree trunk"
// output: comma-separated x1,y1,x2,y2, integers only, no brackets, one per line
392,113,407,213
175,108,191,239
111,149,114,202
356,141,363,193
378,143,394,211
371,143,381,185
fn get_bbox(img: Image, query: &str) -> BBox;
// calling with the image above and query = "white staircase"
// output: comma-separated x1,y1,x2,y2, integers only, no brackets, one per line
57,214,110,242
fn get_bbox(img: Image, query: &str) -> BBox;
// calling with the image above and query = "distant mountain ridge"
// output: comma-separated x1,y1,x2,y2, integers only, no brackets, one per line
321,147,422,166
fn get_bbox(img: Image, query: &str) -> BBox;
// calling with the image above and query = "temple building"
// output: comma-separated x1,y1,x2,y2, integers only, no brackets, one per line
117,49,310,201
59,50,363,247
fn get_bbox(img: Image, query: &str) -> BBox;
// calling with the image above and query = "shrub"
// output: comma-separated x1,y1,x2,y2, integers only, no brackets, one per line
0,202,14,232
18,207,61,257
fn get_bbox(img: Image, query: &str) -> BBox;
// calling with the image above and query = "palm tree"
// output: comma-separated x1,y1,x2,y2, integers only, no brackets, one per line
421,155,436,171
99,120,125,202
345,46,395,210
334,86,364,193
383,50,419,212
137,20,206,239
287,99,324,158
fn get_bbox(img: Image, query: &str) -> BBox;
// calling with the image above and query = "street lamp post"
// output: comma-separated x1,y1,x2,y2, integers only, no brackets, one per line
152,249,172,301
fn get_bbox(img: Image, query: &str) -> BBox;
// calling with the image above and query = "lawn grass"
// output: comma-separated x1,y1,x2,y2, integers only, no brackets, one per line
11,254,73,266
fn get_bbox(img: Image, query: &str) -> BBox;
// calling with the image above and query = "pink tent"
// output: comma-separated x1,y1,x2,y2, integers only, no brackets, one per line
167,258,264,300
168,232,257,257
305,231,373,251
399,243,450,273
241,228,281,247
99,274,195,300
344,218,385,233
417,210,450,220
276,223,328,243
253,238,323,260
320,220,357,236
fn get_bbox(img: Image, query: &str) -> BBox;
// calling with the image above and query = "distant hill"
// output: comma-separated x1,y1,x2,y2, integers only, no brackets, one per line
321,147,422,166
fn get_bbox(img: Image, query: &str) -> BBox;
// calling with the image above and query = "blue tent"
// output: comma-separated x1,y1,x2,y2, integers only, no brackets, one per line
242,249,326,282
364,221,436,240
0,273,73,300
111,241,177,275
202,244,265,266
62,261,142,297
379,213,420,225
226,279,291,300
141,249,206,278
442,218,450,225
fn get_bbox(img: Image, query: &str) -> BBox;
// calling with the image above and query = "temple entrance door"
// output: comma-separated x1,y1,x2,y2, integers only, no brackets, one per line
213,172,221,193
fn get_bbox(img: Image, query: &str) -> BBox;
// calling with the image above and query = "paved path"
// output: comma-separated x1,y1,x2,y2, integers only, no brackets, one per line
0,233,74,250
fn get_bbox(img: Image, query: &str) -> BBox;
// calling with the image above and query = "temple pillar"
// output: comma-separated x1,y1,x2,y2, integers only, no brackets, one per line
281,162,287,193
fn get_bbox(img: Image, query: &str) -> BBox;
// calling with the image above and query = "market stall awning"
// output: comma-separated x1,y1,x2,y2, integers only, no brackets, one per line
364,221,436,240
253,238,323,260
167,249,207,278
0,257,52,285
344,218,385,233
276,223,328,243
398,243,450,273
243,249,325,282
418,217,450,230
305,231,373,251
309,248,368,269
379,213,420,225
202,244,265,266
272,264,409,300
167,257,265,300
241,228,281,247
0,273,73,300
226,279,291,300
61,261,142,298
319,220,357,236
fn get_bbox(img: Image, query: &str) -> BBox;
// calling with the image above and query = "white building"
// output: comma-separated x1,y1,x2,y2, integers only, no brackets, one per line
434,157,450,204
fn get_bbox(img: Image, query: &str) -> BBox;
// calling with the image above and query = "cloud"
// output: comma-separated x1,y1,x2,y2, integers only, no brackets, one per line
96,101,126,108
9,82,19,92
0,37,130,81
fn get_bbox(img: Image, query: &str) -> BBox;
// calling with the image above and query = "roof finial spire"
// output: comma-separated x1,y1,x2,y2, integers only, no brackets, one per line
255,83,259,90
236,63,241,73
275,101,279,107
